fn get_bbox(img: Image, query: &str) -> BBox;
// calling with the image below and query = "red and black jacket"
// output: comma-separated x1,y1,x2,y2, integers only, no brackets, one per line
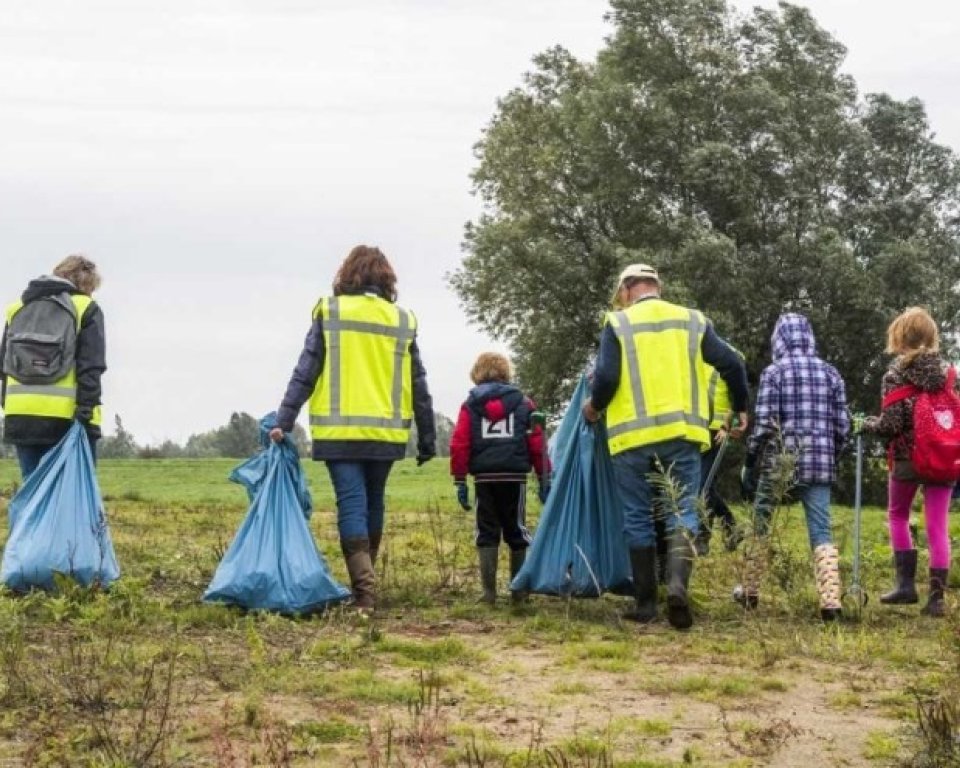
449,382,549,483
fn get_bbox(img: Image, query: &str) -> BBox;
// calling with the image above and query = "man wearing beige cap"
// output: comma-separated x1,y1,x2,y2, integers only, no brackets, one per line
583,264,748,629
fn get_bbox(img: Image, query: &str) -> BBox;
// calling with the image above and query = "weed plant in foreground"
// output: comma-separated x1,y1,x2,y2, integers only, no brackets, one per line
0,457,957,766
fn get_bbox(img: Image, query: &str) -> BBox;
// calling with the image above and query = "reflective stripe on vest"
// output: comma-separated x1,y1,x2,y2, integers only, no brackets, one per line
708,369,730,431
706,346,743,431
308,295,416,444
2,294,102,426
604,300,710,455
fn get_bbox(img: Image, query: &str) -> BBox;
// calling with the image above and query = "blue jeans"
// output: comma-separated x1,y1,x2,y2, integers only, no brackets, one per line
754,480,832,550
612,438,702,549
16,439,98,481
325,460,394,540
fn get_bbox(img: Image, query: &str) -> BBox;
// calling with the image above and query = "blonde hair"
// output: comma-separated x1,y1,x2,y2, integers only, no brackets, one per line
470,352,512,385
886,307,939,363
53,254,101,296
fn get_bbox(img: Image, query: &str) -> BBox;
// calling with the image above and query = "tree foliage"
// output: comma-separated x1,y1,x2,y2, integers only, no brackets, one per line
452,0,960,413
98,415,139,459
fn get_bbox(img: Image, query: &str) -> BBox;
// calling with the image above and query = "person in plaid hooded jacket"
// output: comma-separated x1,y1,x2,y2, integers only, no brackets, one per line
738,312,850,621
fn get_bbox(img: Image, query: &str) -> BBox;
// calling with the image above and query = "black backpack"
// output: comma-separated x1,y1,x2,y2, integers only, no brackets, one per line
3,293,78,384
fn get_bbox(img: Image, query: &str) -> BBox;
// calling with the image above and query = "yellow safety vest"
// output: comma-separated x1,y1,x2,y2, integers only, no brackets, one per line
604,298,711,455
3,294,102,427
706,347,744,431
308,294,416,445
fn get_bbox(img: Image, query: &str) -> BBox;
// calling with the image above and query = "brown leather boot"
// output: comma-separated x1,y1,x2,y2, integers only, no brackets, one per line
341,538,376,612
369,529,383,568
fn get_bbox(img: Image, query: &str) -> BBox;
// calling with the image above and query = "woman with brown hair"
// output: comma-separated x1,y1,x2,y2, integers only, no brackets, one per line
270,245,436,613
0,255,107,479
864,307,954,617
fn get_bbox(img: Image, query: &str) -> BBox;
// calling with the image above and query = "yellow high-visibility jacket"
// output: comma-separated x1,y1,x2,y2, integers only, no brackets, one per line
707,347,744,431
604,298,711,455
308,294,416,446
3,294,103,428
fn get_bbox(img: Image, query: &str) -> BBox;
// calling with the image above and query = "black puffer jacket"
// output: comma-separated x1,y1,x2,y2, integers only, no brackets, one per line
0,276,107,445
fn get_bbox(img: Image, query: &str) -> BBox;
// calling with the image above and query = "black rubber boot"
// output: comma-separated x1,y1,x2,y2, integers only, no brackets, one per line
655,518,670,585
694,525,711,557
721,518,744,552
509,548,528,604
879,549,919,605
341,538,376,612
477,546,499,605
624,547,658,623
921,568,949,618
666,532,696,630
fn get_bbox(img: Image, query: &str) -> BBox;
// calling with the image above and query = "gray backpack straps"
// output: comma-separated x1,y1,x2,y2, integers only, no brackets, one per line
2,293,78,384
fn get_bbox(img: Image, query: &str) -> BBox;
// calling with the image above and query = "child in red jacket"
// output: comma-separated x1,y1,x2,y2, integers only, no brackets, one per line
450,352,550,604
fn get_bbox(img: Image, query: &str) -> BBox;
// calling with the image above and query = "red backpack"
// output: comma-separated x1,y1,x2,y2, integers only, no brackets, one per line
882,367,960,483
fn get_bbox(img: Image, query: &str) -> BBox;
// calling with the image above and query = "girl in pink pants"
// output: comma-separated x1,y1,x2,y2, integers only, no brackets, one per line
864,308,953,617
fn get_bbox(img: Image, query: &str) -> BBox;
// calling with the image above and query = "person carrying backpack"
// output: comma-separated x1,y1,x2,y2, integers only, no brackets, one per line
0,256,106,480
863,307,956,618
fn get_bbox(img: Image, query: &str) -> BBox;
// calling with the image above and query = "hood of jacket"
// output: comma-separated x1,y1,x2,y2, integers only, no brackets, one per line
897,351,948,392
772,313,816,360
467,382,524,423
21,275,81,304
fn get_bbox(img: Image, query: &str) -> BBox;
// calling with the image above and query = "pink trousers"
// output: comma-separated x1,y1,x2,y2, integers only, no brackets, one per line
887,477,952,569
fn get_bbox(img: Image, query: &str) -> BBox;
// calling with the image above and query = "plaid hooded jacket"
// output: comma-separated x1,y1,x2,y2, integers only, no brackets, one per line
747,313,850,485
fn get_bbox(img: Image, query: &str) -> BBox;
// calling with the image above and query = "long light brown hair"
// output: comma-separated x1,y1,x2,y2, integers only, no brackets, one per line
886,307,939,365
332,245,398,302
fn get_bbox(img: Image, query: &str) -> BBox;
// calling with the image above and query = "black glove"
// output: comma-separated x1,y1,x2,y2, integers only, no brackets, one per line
455,482,470,511
416,441,435,466
538,481,551,504
740,452,758,502
74,405,93,425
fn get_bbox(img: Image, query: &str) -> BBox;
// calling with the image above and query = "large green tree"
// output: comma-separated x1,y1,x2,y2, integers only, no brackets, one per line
452,0,960,413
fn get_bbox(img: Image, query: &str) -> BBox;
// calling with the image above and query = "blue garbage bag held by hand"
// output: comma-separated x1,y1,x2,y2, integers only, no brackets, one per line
229,413,312,518
204,414,349,613
2,421,121,591
510,376,633,597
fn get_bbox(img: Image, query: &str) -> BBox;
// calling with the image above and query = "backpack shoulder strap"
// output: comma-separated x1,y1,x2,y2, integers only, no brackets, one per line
882,384,918,409
946,367,957,392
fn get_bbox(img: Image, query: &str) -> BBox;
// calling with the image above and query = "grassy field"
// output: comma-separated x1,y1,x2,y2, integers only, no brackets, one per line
0,458,958,767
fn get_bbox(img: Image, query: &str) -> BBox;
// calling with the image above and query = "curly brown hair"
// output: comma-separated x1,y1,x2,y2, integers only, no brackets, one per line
332,245,398,302
53,254,101,295
471,352,512,385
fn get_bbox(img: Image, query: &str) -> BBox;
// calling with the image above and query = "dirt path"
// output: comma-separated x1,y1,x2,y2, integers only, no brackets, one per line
363,630,905,767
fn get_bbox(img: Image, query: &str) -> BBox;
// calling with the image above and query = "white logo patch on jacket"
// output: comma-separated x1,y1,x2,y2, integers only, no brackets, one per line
481,414,515,439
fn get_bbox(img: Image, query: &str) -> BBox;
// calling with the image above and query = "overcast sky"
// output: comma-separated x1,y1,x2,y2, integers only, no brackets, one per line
1,1,958,444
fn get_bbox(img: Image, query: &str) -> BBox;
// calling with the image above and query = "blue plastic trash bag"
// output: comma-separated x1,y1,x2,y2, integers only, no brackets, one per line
229,413,312,518
203,417,349,613
2,421,120,591
511,376,633,597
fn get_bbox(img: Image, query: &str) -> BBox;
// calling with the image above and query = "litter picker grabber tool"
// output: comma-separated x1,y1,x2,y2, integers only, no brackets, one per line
701,429,731,501
843,416,869,613
701,415,740,501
